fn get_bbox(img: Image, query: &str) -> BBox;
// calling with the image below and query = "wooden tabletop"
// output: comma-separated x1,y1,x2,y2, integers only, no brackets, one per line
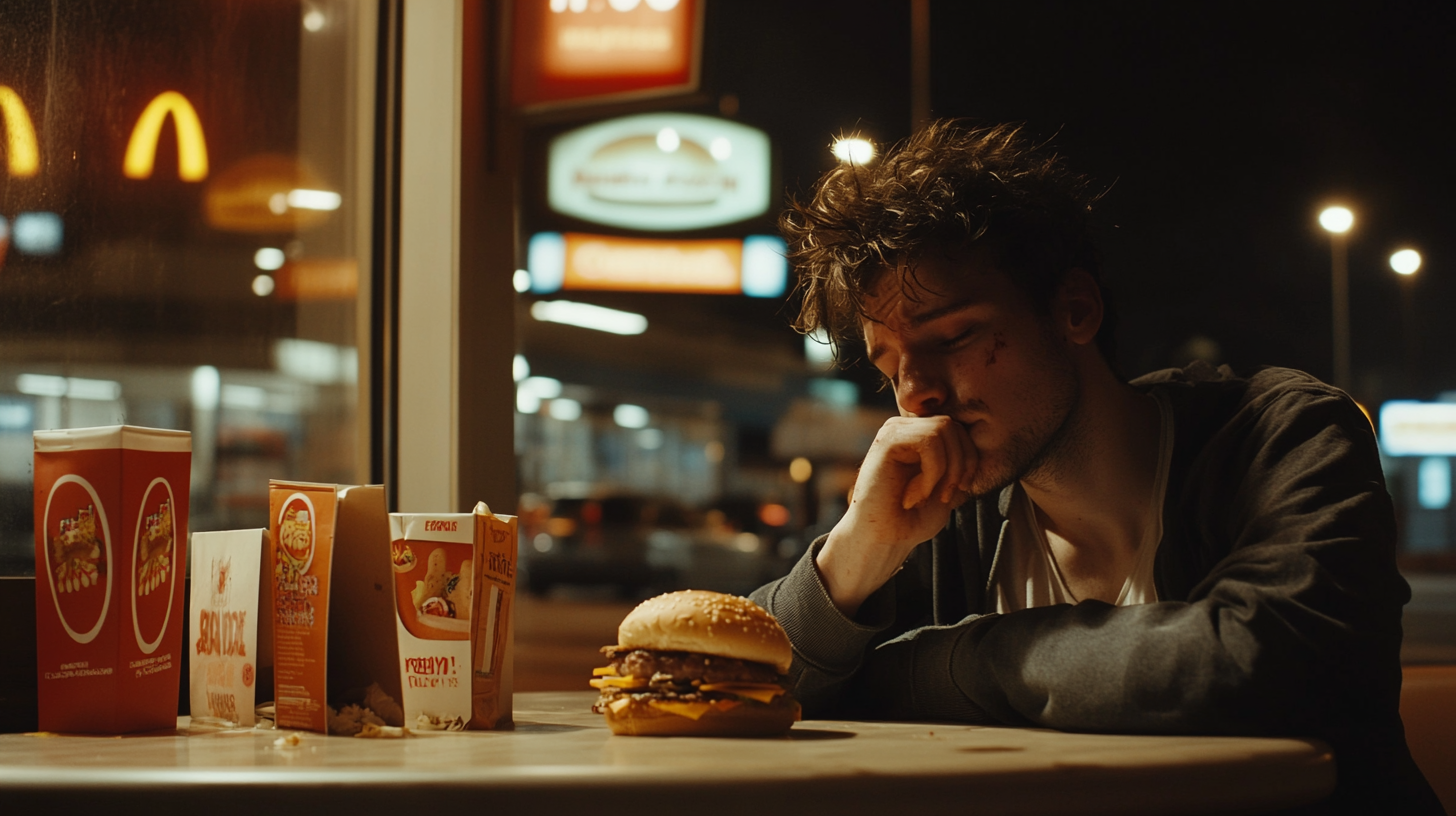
0,690,1334,815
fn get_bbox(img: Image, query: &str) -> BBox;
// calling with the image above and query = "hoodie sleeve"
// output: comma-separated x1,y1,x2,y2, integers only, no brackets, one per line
749,537,896,716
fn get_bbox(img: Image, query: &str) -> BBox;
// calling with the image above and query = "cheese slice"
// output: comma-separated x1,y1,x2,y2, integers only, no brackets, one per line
648,700,713,720
712,699,741,712
590,676,647,689
698,681,783,692
592,666,618,676
698,682,786,704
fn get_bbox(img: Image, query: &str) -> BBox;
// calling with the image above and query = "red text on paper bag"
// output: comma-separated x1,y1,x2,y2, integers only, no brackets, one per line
189,529,265,727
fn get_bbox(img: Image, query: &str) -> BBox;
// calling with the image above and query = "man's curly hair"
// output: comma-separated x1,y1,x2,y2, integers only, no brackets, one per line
782,120,1113,364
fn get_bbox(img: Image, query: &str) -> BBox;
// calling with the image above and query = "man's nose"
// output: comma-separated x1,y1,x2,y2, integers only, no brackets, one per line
896,356,949,417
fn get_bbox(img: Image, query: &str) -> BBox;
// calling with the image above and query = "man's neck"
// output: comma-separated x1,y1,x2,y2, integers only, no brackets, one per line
1020,363,1163,603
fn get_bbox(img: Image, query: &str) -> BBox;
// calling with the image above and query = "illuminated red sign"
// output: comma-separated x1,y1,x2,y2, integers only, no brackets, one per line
511,0,702,110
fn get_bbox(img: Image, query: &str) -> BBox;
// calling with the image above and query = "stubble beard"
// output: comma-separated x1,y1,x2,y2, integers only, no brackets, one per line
965,343,1085,500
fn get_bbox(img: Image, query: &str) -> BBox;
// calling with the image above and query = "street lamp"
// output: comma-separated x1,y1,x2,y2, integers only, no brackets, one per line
1319,206,1354,390
831,137,875,165
1390,248,1421,276
1390,248,1423,389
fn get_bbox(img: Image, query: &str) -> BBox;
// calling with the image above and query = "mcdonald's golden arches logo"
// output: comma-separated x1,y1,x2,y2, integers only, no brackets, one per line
124,91,208,182
0,86,39,178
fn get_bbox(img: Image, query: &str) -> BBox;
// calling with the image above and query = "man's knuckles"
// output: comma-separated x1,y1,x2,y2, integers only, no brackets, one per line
876,418,959,448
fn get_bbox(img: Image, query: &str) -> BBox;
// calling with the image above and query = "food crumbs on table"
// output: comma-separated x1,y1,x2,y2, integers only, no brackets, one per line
273,733,303,748
356,723,411,739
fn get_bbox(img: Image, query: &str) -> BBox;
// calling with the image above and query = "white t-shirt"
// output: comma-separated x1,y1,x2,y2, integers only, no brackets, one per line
993,391,1173,612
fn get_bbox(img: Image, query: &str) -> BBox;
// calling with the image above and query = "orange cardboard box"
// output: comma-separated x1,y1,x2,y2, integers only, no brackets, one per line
33,426,191,734
268,481,401,733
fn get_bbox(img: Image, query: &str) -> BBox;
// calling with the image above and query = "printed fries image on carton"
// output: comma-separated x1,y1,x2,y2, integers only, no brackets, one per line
136,498,174,596
33,425,191,734
389,502,516,731
51,503,103,594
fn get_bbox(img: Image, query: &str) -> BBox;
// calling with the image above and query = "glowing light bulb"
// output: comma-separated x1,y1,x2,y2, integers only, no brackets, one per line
1390,249,1421,276
832,137,876,165
1318,206,1353,234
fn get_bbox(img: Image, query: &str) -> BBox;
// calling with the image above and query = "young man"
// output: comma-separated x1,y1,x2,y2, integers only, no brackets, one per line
751,122,1441,814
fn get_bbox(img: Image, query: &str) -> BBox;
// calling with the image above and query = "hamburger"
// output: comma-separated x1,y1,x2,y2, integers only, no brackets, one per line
591,590,800,736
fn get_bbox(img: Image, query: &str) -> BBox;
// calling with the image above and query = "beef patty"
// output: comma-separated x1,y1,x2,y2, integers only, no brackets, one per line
601,648,782,686
592,649,789,714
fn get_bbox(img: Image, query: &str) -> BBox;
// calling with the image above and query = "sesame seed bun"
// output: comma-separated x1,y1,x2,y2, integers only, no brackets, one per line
616,590,793,674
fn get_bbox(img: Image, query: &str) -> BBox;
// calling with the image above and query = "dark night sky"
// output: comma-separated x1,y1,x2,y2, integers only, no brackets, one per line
703,0,1456,406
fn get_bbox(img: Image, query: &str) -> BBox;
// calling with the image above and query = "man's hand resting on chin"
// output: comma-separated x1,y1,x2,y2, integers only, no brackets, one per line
815,415,976,616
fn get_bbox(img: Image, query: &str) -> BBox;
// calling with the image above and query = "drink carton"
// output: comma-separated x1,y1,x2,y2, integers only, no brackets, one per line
33,425,190,733
268,481,401,734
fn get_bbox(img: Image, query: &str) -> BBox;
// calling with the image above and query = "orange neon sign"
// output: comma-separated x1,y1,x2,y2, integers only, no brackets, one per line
124,91,209,181
561,233,742,294
0,86,39,178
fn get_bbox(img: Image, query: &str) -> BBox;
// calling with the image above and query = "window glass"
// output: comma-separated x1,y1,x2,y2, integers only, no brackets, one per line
0,0,372,574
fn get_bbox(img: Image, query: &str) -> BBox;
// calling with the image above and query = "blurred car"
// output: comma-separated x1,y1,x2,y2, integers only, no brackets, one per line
519,495,677,598
518,494,795,598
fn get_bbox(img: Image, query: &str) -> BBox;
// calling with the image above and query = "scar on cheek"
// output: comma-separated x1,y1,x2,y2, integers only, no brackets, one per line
985,332,1008,366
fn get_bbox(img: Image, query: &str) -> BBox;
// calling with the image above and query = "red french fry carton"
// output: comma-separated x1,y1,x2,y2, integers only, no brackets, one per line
33,425,191,734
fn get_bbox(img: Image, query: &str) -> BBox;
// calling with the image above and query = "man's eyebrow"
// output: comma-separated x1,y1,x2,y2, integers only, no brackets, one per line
906,297,983,328
866,297,983,365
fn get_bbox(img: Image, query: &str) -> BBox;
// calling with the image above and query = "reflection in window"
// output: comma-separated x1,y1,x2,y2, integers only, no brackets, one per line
0,1,372,574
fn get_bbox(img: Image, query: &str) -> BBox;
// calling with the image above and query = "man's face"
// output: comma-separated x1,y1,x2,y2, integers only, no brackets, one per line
862,247,1082,497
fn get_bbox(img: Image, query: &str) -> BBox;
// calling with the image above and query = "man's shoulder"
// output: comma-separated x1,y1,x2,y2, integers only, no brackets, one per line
1132,362,1351,422
1132,360,1335,395
1133,362,1371,474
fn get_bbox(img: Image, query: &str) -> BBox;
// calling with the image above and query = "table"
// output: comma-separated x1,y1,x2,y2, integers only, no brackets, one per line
0,691,1333,815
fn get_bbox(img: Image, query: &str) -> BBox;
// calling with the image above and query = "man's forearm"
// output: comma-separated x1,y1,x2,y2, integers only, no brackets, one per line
751,538,898,716
814,528,903,617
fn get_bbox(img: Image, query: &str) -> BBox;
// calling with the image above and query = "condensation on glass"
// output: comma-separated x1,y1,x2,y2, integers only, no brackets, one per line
0,1,374,574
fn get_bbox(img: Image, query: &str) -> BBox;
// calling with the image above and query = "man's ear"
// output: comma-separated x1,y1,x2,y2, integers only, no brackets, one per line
1054,268,1103,346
